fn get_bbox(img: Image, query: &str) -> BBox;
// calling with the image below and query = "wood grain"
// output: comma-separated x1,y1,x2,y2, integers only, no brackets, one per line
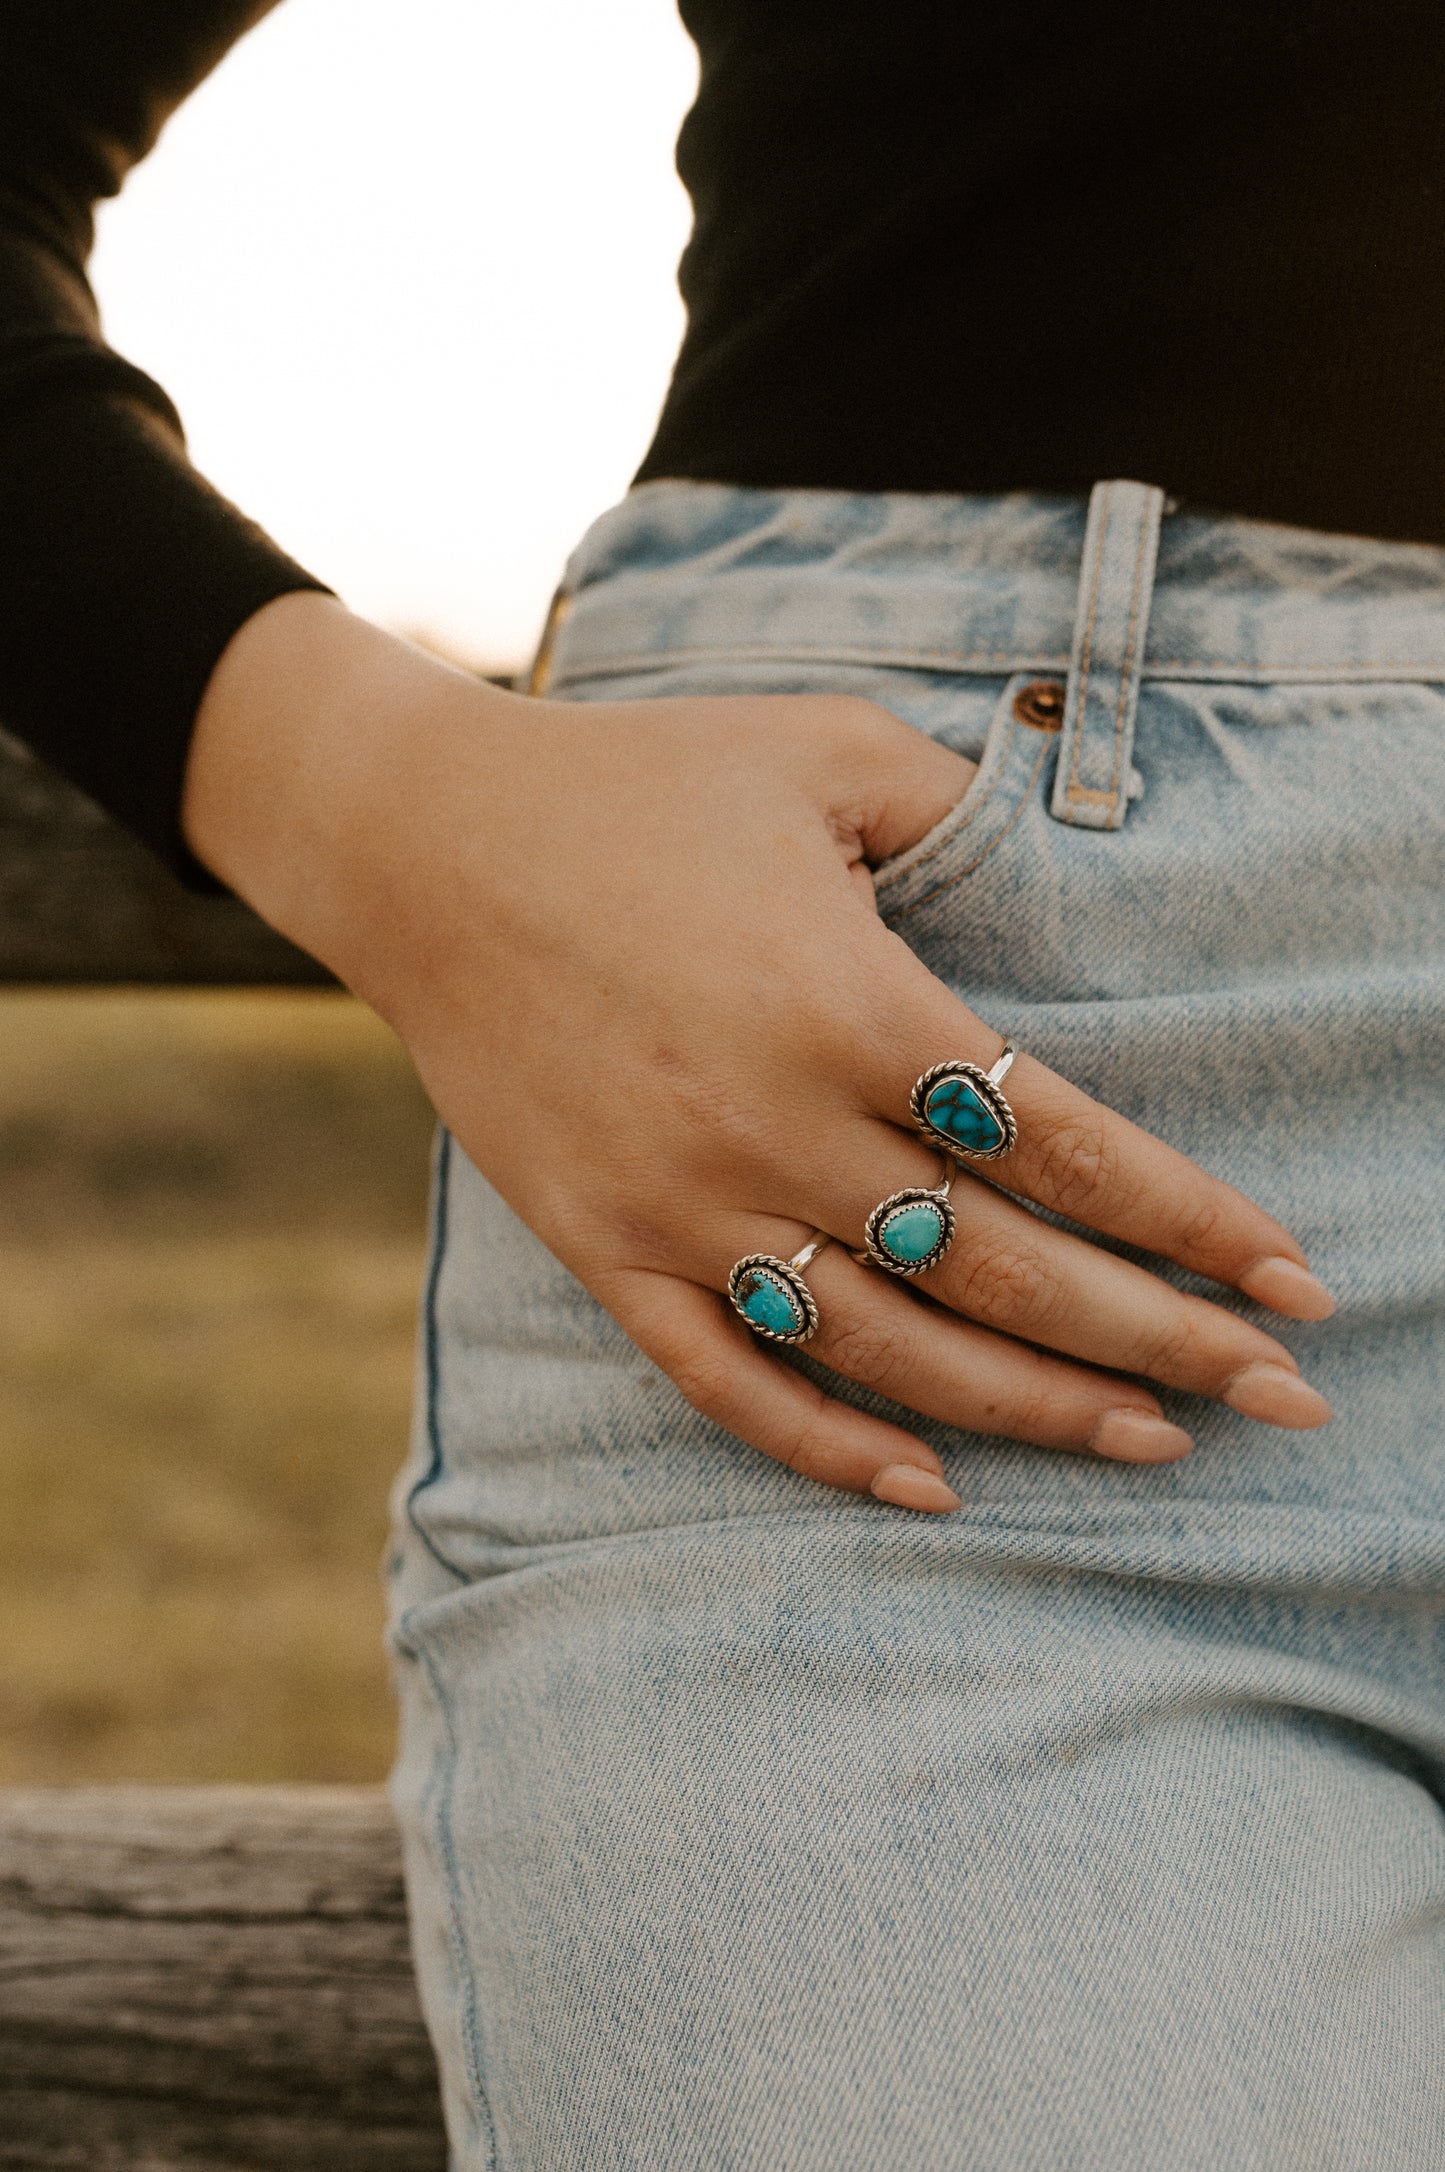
0,1786,447,2170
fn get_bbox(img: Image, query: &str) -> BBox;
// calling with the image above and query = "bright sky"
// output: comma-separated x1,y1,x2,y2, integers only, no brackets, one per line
91,0,698,671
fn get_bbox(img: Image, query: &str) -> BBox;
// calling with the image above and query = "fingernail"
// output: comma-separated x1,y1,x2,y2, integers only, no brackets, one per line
1238,1256,1336,1321
1091,1409,1195,1463
1223,1363,1334,1429
871,1464,962,1514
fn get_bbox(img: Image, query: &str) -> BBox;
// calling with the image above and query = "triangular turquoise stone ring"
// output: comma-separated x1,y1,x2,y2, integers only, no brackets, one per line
862,1165,956,1277
910,1044,1019,1162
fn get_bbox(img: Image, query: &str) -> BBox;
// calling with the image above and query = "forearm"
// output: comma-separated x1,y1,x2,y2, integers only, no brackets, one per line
0,0,321,877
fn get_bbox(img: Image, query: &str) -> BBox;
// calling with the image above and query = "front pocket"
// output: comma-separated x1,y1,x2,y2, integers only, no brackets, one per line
872,672,1060,929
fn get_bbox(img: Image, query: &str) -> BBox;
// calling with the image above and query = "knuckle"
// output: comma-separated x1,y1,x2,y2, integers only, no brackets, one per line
781,1414,849,1486
1004,1362,1060,1441
666,1347,737,1421
1170,1192,1230,1262
782,980,858,1073
821,1311,915,1398
949,1238,1058,1333
1131,1314,1202,1381
1033,1120,1120,1217
609,1207,684,1269
970,1351,1060,1445
672,1081,770,1172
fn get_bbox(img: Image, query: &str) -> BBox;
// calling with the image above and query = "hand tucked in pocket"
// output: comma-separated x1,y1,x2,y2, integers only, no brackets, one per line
181,596,1336,1517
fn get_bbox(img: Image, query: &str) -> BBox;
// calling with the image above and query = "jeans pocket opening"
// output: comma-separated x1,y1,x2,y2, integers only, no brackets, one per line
873,672,1058,928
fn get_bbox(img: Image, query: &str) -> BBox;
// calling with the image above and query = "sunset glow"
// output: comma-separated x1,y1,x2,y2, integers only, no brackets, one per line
92,0,697,670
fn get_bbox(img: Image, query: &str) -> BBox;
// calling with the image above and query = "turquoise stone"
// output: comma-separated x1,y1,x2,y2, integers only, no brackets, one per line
739,1270,803,1336
880,1201,946,1264
923,1073,1007,1154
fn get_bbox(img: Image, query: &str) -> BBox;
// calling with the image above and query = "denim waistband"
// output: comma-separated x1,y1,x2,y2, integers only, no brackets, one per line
539,477,1445,701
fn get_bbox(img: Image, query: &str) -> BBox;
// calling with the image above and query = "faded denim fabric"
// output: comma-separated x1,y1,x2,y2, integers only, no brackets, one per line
389,482,1445,2171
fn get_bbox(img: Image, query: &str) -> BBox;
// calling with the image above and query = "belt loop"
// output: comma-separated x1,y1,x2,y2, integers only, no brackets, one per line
525,585,572,697
1049,479,1165,830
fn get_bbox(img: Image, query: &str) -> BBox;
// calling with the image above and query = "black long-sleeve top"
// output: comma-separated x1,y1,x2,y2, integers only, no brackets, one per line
6,0,1445,874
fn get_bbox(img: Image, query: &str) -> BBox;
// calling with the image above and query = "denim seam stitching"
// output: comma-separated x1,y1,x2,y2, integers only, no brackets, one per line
1104,505,1155,817
525,586,572,698
1064,490,1111,819
874,700,1024,892
418,1637,502,2172
554,645,1445,684
397,1495,1445,1583
887,734,1050,923
1147,660,1445,676
406,1128,470,1585
553,642,1070,674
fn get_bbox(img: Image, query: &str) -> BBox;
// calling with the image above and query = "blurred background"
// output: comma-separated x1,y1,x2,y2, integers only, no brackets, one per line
1,0,696,1783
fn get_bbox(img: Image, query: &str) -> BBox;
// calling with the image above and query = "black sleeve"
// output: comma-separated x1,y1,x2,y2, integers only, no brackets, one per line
0,0,332,884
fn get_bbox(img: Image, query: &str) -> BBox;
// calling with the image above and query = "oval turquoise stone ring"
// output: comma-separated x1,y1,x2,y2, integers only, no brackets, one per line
727,1235,828,1345
863,1178,956,1277
910,1047,1019,1163
737,1270,804,1337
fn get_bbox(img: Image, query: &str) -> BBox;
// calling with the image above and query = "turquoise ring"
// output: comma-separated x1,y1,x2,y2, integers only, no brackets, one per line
911,1043,1019,1162
862,1162,955,1277
728,1231,830,1345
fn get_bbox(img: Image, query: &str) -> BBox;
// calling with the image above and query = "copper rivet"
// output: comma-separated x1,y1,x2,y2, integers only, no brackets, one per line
1013,680,1066,731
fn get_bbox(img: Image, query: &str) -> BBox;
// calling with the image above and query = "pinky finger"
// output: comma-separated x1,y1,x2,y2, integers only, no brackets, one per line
610,1271,964,1514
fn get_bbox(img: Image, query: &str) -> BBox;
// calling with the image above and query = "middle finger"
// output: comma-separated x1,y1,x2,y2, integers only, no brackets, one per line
799,1123,1333,1425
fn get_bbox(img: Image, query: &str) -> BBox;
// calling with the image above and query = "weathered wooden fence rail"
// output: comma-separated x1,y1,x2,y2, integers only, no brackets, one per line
0,736,457,2160
0,1786,448,2169
0,727,330,985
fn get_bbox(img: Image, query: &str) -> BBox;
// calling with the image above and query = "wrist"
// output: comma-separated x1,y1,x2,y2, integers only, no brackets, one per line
182,593,519,998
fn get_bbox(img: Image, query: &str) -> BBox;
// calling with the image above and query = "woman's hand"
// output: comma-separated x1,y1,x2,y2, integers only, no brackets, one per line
185,595,1335,1516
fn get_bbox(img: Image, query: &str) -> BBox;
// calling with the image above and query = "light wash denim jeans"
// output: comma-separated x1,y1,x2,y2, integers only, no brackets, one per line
388,481,1445,2170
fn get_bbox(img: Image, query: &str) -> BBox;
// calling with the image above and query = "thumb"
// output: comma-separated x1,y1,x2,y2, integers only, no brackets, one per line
817,697,977,868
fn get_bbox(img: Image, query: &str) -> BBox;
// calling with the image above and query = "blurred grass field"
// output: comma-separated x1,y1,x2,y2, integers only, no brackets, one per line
0,989,437,1784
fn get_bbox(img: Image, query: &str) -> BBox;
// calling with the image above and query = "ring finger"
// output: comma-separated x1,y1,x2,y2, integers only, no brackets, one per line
767,1124,1332,1425
704,1208,1193,1461
806,1243,1194,1459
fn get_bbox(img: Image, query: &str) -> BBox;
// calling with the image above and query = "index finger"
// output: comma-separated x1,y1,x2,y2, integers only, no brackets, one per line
860,955,1335,1319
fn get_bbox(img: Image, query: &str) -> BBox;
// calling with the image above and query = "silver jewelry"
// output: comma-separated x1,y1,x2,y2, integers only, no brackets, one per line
911,1042,1019,1162
861,1159,956,1277
728,1232,831,1345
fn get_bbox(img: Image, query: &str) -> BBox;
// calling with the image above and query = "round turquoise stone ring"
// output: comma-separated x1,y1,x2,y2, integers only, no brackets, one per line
911,1047,1019,1163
